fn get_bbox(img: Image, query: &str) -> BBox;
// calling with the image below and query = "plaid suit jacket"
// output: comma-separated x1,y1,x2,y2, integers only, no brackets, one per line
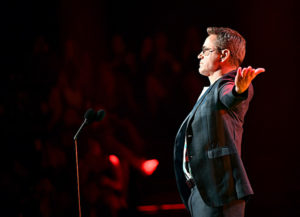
174,70,254,208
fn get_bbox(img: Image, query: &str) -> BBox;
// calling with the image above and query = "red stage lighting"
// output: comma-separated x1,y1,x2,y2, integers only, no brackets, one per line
109,154,120,166
141,159,159,175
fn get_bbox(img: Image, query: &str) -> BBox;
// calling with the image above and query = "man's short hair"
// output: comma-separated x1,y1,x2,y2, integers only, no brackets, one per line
207,27,246,67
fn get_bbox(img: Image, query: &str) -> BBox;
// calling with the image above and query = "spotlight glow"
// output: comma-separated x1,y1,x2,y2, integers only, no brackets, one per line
141,159,159,175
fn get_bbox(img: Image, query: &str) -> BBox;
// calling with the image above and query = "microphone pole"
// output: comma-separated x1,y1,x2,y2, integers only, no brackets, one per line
73,108,106,217
74,138,82,217
73,108,95,217
74,108,96,140
74,119,87,141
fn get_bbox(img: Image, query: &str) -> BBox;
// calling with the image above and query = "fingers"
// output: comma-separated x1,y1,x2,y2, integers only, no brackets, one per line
248,67,255,79
240,66,265,78
241,67,247,77
236,67,242,79
240,66,250,80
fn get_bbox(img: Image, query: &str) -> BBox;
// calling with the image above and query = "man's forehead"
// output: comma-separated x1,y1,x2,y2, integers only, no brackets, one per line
203,34,217,48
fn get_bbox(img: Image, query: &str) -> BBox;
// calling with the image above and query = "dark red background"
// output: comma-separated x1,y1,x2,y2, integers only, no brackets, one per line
1,0,299,217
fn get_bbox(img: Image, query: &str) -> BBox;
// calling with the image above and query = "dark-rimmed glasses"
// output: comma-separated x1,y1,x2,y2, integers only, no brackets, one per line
201,47,219,56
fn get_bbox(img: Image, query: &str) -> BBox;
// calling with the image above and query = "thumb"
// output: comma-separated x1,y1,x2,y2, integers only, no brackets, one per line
254,68,265,76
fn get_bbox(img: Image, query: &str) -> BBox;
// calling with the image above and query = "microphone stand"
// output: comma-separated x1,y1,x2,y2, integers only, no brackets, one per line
74,120,87,217
74,138,82,217
72,109,105,217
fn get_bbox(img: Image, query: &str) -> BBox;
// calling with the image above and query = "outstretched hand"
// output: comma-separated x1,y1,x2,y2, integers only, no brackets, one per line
235,66,265,94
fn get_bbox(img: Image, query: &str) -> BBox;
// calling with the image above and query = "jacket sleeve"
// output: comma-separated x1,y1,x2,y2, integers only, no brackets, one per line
218,77,252,109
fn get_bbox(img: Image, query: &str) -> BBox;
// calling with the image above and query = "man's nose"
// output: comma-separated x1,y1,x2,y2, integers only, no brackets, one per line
198,52,203,59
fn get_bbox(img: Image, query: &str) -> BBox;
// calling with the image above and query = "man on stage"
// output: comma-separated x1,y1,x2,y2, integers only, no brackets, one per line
174,27,264,217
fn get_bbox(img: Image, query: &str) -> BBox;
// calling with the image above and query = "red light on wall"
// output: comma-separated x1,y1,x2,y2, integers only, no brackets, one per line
137,203,185,213
109,154,120,166
141,159,159,175
138,205,159,212
161,203,185,210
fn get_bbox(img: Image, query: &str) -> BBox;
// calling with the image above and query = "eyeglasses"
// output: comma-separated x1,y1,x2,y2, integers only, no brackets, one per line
200,47,219,56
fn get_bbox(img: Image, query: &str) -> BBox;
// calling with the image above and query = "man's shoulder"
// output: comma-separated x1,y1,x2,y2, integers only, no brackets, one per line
214,70,236,89
222,70,237,81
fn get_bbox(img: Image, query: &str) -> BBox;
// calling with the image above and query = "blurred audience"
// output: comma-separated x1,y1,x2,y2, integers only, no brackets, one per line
3,26,206,217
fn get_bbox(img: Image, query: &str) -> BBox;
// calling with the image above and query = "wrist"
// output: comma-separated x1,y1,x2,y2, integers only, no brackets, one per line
235,86,244,94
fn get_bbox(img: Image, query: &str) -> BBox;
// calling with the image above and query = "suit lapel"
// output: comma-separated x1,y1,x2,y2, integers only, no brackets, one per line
175,92,207,140
186,80,219,127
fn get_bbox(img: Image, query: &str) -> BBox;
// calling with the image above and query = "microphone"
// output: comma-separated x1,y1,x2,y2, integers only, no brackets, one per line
73,108,96,140
84,108,97,124
95,109,106,122
73,108,106,140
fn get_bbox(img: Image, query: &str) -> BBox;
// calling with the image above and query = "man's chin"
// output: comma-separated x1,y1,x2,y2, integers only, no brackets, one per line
199,69,208,77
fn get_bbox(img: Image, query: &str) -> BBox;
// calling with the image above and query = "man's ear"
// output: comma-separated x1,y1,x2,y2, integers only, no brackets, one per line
220,49,230,62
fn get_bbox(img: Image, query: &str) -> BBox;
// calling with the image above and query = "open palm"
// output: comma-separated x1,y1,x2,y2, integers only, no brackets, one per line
235,66,265,94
